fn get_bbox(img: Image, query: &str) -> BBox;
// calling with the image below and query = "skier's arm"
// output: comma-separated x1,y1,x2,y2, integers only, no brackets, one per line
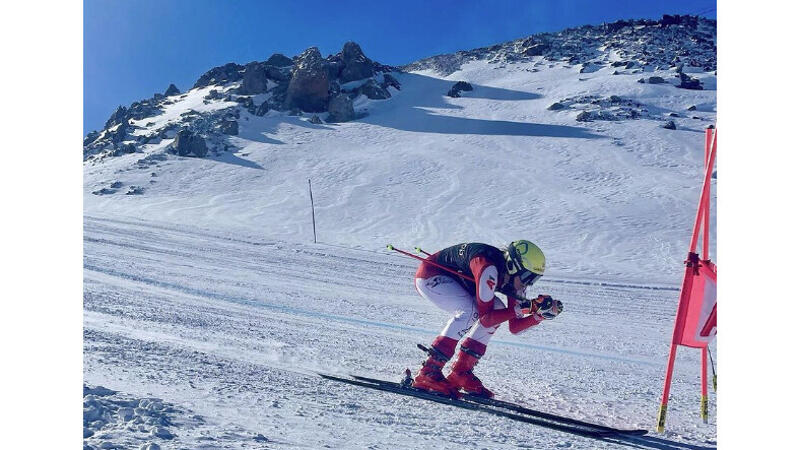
509,296,563,333
470,256,518,327
508,314,543,334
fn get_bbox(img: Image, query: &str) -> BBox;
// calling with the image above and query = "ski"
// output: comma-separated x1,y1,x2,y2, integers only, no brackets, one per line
350,373,647,436
319,372,632,439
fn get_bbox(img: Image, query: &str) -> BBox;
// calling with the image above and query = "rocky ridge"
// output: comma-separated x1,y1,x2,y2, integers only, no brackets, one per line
84,41,399,162
402,14,716,76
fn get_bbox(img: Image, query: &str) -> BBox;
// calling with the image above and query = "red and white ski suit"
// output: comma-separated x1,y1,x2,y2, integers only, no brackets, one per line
415,246,542,346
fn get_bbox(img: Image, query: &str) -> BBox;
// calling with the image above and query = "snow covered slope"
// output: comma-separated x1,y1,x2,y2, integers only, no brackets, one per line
85,57,716,284
84,216,716,449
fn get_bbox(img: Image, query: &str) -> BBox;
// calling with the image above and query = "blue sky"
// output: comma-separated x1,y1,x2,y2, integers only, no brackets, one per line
84,0,716,135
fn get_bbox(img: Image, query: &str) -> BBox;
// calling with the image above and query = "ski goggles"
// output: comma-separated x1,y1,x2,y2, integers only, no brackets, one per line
518,269,542,285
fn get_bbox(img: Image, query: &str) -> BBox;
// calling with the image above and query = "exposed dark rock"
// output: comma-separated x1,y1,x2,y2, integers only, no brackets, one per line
447,81,473,97
678,72,703,90
284,47,330,112
668,112,679,117
91,188,116,196
266,53,294,67
547,102,566,111
687,105,697,111
171,129,208,157
576,111,593,122
235,96,254,109
110,181,123,189
524,43,550,56
152,93,165,101
112,143,137,157
219,120,238,135
84,131,99,146
381,73,401,90
108,122,129,143
326,94,355,122
104,106,128,129
265,65,290,81
339,41,374,83
164,84,181,96
663,120,677,130
308,115,323,124
126,186,145,195
239,62,270,94
193,62,244,89
205,89,224,100
255,101,270,117
357,79,391,100
647,76,666,84
127,101,161,120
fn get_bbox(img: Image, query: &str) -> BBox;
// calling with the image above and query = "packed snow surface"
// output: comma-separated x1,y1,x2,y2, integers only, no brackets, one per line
84,215,716,449
84,58,717,448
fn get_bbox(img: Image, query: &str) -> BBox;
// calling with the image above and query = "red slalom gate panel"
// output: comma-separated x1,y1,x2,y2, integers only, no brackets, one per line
656,127,717,433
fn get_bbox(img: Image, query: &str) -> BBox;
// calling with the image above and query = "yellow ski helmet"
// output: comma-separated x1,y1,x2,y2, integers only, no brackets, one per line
505,240,546,284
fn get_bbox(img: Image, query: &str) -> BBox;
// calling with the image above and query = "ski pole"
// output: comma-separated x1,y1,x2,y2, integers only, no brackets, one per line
386,244,475,283
708,347,717,392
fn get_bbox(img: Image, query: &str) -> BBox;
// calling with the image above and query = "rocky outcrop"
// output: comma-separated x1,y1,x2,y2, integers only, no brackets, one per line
547,102,566,111
326,94,355,122
104,106,128,129
339,42,374,83
171,129,208,157
447,81,473,98
381,73,401,91
164,84,181,96
677,72,703,90
266,53,293,67
663,120,677,130
193,62,244,89
218,120,238,135
403,16,716,76
239,62,270,94
357,79,391,99
283,47,329,112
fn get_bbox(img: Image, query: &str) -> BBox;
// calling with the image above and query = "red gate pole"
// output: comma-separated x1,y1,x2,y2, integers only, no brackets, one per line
657,129,717,433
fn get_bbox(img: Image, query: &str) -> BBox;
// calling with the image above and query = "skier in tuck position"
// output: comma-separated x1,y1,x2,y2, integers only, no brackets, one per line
412,240,563,398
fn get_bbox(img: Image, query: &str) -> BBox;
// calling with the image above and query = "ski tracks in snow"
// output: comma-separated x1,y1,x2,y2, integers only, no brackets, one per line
83,215,716,449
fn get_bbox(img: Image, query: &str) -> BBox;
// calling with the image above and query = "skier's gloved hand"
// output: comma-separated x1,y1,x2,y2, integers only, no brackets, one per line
516,298,534,315
535,295,563,320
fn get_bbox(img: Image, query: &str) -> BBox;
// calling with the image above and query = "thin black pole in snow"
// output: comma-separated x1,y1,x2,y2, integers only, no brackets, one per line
308,179,317,244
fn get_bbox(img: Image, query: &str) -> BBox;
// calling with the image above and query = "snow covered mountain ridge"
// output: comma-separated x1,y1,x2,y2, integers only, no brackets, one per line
83,14,714,162
404,14,715,75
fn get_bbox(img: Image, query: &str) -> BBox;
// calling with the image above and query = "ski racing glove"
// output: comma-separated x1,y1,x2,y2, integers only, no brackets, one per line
534,295,563,320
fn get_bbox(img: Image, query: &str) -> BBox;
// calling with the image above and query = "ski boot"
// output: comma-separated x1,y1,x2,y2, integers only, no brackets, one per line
411,336,458,396
446,338,494,398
